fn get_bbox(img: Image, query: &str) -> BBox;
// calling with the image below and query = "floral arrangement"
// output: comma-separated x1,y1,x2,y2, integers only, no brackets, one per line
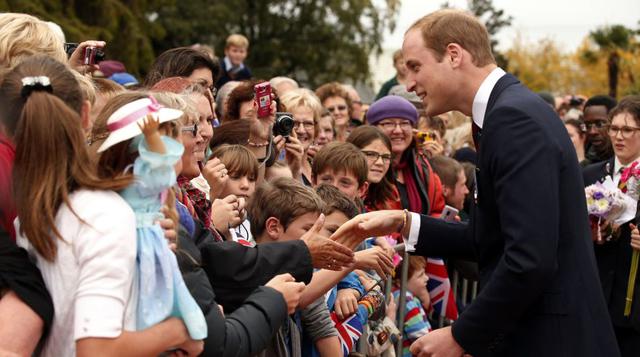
585,182,627,220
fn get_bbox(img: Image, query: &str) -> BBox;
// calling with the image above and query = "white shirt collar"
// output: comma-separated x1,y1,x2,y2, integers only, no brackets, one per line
614,156,640,177
472,67,506,128
224,56,245,71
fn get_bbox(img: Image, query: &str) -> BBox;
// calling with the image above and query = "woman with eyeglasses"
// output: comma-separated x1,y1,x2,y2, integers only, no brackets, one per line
315,82,352,143
583,95,640,356
366,96,445,218
347,126,397,211
279,88,324,186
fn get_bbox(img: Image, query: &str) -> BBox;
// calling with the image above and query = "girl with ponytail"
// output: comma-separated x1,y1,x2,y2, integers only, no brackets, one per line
1,56,201,357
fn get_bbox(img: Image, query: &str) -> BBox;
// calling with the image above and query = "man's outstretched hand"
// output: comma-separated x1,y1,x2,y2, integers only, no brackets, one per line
329,210,409,250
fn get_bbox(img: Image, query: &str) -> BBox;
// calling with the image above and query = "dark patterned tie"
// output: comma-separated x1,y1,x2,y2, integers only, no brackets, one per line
472,120,481,151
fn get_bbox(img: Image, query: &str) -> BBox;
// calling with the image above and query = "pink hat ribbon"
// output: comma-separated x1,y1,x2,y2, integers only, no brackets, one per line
107,96,163,132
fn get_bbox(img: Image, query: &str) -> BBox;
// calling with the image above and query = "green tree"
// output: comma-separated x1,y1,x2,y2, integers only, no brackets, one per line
0,0,166,78
585,25,636,98
1,0,400,86
154,0,400,87
441,0,513,68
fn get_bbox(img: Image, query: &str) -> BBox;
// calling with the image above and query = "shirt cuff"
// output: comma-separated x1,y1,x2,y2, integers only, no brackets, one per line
402,212,421,253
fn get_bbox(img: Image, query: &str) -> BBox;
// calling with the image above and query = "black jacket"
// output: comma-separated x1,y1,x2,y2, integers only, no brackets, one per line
0,228,53,340
412,74,619,356
583,158,640,333
176,220,313,356
176,229,287,357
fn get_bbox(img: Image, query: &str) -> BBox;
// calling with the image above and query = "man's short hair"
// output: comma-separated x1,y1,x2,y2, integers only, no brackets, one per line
429,155,463,188
248,177,325,238
312,142,368,187
584,95,618,113
226,34,249,49
392,49,403,63
407,9,495,67
316,184,359,220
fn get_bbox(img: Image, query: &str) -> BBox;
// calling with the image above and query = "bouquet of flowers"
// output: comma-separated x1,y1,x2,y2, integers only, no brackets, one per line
586,177,636,244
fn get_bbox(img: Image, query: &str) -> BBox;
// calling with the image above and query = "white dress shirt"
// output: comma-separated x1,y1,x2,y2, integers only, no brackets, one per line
404,67,505,251
613,156,640,186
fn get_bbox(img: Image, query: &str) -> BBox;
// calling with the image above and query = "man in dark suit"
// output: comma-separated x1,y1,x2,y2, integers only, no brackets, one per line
332,9,619,357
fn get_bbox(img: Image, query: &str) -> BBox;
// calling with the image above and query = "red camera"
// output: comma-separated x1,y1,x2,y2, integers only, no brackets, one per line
254,82,272,118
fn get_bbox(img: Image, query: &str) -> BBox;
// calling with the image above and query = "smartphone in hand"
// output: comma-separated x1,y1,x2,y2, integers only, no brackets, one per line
440,205,459,222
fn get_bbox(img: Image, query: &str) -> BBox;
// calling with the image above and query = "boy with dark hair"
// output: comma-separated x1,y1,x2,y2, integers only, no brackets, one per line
429,155,469,212
248,178,341,357
312,142,369,203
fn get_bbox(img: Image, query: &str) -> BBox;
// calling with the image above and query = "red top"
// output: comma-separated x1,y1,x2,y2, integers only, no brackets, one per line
0,135,16,240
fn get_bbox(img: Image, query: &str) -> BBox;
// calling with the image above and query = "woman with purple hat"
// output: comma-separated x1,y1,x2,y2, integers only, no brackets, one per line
366,95,445,217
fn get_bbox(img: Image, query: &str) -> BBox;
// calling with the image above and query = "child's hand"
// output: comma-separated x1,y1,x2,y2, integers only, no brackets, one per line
334,288,359,320
202,157,228,200
386,293,397,322
266,273,306,315
210,195,242,233
137,114,161,137
630,224,640,251
354,247,394,278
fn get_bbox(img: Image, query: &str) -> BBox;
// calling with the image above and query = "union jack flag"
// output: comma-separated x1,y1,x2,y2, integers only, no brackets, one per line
330,311,363,356
425,257,458,321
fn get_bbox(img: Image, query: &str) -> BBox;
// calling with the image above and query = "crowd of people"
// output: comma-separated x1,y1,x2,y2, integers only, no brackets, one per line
0,9,638,357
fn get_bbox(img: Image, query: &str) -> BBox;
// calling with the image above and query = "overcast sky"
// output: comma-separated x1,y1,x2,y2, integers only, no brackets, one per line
383,0,640,52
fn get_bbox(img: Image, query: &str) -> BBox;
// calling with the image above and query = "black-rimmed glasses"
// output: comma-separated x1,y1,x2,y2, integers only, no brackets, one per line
362,150,392,164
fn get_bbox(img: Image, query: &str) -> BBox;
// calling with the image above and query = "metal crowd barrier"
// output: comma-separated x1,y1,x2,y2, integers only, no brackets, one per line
353,243,479,356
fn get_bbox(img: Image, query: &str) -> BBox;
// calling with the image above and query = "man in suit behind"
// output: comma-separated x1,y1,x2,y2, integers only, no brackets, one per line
332,9,619,357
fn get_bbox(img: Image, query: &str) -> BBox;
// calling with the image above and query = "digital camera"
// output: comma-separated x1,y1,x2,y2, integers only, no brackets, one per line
273,112,295,138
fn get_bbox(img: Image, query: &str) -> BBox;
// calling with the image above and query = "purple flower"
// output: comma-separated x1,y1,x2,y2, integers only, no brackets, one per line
593,191,604,200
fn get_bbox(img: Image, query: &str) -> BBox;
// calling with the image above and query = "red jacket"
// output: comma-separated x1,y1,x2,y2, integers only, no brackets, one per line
0,135,16,240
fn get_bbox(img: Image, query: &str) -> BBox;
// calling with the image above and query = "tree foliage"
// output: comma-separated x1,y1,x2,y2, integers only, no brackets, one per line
1,0,400,87
505,32,640,97
584,25,637,98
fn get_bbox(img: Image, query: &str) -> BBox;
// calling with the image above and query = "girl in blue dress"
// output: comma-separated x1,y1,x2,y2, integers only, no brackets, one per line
97,96,207,342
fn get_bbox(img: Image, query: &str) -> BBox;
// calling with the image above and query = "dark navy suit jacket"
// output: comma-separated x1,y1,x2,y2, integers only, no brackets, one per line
413,74,619,356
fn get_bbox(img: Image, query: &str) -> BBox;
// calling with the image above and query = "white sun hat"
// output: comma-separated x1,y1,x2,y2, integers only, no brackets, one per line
97,96,183,153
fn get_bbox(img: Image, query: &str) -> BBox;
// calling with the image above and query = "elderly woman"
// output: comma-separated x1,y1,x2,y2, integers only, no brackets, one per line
279,88,324,185
366,95,445,217
315,82,352,142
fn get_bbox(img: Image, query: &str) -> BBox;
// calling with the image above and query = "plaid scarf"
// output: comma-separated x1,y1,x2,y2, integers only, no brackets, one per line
176,175,222,242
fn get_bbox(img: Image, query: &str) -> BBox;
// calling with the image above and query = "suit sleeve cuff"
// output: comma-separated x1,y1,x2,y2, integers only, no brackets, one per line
402,212,421,253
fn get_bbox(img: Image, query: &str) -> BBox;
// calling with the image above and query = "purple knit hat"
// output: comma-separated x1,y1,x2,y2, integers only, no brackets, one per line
366,95,418,125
